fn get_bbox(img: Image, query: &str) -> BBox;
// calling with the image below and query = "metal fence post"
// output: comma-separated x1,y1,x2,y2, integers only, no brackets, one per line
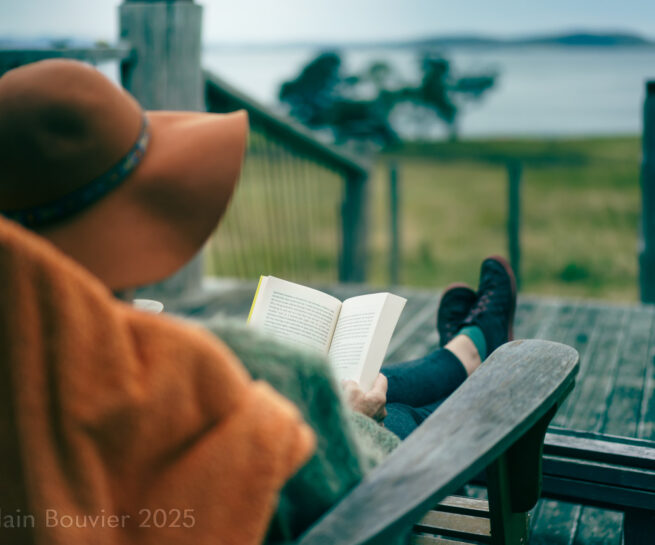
120,0,205,301
389,161,401,285
640,81,655,303
507,161,522,290
340,172,369,283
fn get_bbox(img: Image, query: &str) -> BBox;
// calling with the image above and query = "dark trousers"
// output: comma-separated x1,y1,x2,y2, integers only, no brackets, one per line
381,348,467,439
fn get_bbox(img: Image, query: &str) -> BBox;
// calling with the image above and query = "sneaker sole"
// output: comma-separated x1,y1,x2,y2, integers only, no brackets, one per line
482,255,517,342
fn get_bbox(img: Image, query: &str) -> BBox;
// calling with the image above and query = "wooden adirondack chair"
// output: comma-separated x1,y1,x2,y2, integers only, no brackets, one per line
297,339,579,545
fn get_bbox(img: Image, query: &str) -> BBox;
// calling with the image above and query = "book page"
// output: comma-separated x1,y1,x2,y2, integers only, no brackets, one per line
249,276,342,354
328,293,406,391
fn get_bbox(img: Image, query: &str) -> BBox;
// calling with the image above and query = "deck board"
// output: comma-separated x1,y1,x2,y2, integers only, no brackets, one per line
551,305,603,428
565,307,628,432
530,500,580,545
515,298,561,340
573,507,623,545
385,295,440,364
183,281,655,545
603,308,654,437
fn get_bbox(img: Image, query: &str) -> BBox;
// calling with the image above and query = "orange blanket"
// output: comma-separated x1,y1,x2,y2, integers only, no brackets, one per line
0,217,315,545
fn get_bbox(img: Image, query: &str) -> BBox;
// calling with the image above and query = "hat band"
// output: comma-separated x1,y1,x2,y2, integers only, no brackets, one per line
1,118,150,229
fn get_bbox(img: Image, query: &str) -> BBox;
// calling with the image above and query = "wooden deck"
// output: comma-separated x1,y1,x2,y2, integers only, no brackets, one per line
181,280,655,545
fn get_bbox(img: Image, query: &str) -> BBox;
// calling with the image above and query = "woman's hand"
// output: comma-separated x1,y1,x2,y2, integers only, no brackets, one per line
341,374,388,422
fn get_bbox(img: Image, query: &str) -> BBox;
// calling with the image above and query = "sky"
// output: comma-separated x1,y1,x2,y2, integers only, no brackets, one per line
1,0,655,44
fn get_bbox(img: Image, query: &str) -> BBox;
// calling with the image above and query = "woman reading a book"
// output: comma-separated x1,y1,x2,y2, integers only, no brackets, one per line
0,59,517,544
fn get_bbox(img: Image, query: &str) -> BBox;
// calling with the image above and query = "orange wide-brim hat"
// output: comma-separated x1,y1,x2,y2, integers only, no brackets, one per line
0,59,248,290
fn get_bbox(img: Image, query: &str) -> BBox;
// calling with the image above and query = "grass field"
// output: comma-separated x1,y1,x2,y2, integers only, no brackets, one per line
207,134,642,303
368,136,642,302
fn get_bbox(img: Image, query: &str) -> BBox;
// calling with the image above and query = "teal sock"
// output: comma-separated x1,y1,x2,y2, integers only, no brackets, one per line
458,325,487,360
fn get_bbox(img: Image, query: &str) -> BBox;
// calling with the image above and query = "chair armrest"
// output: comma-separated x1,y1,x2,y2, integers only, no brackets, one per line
297,339,579,545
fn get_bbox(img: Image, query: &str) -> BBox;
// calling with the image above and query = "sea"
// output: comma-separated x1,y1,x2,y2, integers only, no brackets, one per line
200,45,655,138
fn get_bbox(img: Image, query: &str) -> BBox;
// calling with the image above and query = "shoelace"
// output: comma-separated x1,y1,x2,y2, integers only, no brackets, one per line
468,291,493,318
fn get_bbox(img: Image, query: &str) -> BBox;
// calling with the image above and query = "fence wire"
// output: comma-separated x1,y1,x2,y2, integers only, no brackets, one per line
205,123,344,283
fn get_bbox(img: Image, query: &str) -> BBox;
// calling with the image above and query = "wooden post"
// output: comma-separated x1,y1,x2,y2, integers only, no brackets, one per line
624,508,655,545
339,172,369,283
389,161,401,285
486,406,556,545
486,453,530,545
640,81,655,303
119,0,205,302
507,161,522,290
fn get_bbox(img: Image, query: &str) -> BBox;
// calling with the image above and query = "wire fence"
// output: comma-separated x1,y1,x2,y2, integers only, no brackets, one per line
205,124,345,283
203,70,369,284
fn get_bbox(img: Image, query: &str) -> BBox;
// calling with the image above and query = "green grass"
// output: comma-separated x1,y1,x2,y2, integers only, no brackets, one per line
207,134,642,303
368,136,641,302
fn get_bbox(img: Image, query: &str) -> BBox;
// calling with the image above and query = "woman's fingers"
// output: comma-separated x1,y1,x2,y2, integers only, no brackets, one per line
341,375,388,422
371,373,388,395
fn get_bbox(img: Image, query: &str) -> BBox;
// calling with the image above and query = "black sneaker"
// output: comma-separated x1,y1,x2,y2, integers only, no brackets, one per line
462,255,517,356
437,283,477,347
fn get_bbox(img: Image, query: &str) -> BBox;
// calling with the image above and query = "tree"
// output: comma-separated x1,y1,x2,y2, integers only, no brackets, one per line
278,52,342,129
278,52,399,147
279,50,496,147
402,53,496,140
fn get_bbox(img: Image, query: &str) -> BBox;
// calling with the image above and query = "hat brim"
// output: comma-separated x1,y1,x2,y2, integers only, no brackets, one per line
39,110,248,290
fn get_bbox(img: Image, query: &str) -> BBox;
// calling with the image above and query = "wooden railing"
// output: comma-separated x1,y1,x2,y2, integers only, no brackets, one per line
385,158,524,289
203,71,369,283
640,80,655,303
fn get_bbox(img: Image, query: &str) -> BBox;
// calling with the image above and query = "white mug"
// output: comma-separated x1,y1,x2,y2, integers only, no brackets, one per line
132,298,164,314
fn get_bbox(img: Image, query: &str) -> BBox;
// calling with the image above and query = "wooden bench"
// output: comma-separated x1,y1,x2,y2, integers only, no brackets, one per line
541,427,655,545
467,427,655,543
296,339,579,545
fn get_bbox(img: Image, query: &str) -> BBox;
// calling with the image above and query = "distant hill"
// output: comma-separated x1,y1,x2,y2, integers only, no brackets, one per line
519,32,651,46
5,30,653,53
204,30,654,50
397,31,653,49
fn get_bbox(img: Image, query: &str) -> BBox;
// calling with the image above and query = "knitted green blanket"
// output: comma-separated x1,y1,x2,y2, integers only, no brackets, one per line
204,318,401,543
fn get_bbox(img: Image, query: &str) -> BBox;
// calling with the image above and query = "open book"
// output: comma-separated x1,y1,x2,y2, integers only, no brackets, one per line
248,276,406,392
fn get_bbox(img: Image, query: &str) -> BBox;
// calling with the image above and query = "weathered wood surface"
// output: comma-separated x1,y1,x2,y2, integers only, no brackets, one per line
120,0,203,110
640,80,655,303
542,431,655,508
298,340,578,545
120,0,206,299
415,509,491,541
411,497,494,544
507,161,522,289
340,170,369,283
389,162,401,285
539,427,655,545
184,281,655,543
